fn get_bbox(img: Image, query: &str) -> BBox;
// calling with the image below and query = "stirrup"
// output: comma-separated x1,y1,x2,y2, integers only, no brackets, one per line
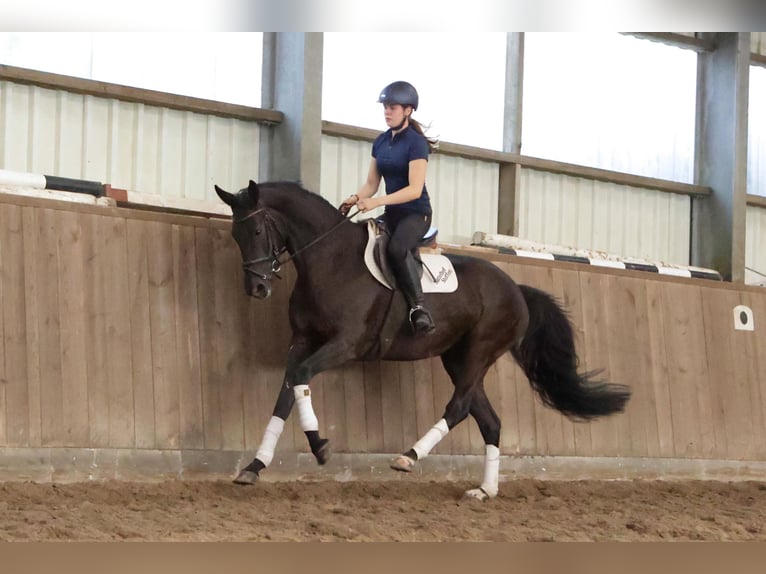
409,305,435,334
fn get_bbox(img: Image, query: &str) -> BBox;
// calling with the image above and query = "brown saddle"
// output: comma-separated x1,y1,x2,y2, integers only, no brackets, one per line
371,217,439,288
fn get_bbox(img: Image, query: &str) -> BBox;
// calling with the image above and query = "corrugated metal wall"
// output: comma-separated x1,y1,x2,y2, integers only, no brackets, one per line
518,168,691,265
752,32,766,56
0,79,261,201
1,76,761,275
321,134,694,265
320,135,500,246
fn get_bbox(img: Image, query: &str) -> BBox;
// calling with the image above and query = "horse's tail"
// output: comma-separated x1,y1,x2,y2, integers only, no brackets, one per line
510,284,631,421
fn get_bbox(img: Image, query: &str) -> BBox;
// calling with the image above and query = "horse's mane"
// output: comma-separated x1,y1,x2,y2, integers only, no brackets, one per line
259,180,344,224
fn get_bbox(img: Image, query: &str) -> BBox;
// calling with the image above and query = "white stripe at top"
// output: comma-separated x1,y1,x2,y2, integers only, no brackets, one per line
0,169,46,189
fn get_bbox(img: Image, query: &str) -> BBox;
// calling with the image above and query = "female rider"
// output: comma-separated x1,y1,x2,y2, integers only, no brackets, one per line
340,81,438,334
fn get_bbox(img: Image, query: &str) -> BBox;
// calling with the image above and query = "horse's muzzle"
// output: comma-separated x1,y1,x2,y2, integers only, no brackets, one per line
245,280,272,299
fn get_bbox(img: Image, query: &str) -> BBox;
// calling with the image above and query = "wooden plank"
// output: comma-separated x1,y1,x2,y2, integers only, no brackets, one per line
172,224,204,449
362,360,384,453
502,262,538,456
37,208,64,446
100,215,135,448
412,358,436,451
493,352,520,455
343,361,368,453
604,275,651,457
661,282,711,458
742,290,766,459
147,221,181,449
81,213,109,448
491,262,522,455
379,360,403,454
1,204,29,446
615,276,650,455
523,264,572,457
398,362,418,452
644,281,675,458
700,287,752,460
210,226,245,451
194,227,222,450
579,272,622,457
126,219,156,448
22,208,42,447
319,366,348,453
550,265,584,457
57,210,90,446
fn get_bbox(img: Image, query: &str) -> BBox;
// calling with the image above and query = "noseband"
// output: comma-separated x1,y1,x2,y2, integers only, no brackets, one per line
234,208,286,281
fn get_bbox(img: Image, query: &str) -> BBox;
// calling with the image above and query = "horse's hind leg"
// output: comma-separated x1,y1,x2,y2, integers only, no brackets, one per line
390,343,489,475
464,386,502,501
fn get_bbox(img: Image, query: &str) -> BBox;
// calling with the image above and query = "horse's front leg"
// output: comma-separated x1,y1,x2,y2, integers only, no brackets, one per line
234,340,314,485
234,338,353,485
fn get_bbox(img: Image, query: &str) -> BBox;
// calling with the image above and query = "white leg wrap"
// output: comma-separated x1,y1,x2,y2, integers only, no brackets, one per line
411,418,449,460
479,444,500,497
294,384,319,432
255,416,285,467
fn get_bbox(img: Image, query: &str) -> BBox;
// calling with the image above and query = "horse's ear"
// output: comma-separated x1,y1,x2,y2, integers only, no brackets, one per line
247,180,260,205
214,184,237,207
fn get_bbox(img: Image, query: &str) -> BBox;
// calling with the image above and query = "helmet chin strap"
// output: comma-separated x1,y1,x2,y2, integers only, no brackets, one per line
392,115,410,132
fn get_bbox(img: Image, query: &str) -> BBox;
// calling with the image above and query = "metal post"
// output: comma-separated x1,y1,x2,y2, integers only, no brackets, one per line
692,33,750,282
259,33,323,194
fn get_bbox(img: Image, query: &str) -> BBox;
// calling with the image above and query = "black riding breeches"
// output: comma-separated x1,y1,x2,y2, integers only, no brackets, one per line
383,211,432,263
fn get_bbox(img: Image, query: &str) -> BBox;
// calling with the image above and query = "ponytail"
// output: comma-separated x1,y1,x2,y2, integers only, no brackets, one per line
409,117,439,153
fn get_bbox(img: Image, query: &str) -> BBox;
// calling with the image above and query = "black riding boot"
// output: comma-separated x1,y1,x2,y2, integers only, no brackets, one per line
394,253,436,334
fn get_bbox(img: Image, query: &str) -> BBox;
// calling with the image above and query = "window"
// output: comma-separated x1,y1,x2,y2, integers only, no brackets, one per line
522,33,697,183
749,64,766,196
322,32,507,150
0,32,263,107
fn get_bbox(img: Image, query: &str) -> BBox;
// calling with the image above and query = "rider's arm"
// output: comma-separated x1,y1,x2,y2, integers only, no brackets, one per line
342,159,381,207
373,158,426,207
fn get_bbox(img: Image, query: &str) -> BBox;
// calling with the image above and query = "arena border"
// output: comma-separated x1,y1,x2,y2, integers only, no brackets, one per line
472,231,724,281
0,168,104,197
2,448,766,485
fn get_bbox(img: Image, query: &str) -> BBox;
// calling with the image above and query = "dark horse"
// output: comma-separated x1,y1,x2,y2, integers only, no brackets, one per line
215,180,630,500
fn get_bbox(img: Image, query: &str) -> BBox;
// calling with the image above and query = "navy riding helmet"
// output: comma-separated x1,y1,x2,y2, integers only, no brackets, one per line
377,81,419,111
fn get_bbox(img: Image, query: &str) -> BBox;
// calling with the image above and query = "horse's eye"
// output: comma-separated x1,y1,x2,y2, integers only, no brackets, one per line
255,227,262,235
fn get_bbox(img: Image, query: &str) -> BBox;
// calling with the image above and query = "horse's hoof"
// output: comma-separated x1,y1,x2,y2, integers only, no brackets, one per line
315,439,331,466
390,455,415,472
233,470,259,485
464,487,494,501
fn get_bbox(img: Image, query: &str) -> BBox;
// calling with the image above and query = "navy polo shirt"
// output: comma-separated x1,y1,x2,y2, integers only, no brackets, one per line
372,125,432,216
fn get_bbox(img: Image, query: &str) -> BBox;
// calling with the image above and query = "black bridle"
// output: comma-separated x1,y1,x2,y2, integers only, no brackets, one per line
234,205,361,281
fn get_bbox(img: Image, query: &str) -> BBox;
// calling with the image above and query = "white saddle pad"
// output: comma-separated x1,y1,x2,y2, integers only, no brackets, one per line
363,220,458,293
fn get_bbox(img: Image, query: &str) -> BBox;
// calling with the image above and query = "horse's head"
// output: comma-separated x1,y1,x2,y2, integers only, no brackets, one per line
215,180,284,300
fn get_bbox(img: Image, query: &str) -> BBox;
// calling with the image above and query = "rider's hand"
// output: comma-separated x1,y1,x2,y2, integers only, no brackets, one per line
338,194,358,217
356,197,379,213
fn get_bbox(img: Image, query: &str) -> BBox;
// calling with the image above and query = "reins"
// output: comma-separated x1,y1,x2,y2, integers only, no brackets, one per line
279,207,362,267
235,206,362,280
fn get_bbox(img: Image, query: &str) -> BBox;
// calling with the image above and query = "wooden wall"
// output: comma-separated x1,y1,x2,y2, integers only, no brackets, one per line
1,192,765,467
